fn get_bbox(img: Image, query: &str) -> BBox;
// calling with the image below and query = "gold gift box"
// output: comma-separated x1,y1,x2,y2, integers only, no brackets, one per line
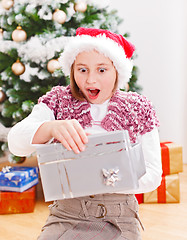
144,174,180,203
160,142,183,175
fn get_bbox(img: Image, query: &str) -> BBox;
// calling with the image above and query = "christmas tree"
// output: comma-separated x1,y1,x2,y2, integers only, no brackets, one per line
0,0,141,162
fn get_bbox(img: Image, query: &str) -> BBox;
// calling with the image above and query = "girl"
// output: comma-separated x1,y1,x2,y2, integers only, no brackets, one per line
8,27,162,240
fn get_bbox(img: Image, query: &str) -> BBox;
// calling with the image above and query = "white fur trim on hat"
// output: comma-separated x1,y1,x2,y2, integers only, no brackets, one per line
58,34,133,89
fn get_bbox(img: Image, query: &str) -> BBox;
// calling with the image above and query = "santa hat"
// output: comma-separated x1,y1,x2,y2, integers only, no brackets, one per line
59,27,135,89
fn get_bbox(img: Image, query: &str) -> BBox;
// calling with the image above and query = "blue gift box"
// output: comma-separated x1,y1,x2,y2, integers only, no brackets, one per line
0,166,39,192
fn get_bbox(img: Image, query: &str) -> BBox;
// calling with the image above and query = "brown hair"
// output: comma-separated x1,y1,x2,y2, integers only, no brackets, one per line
70,63,119,101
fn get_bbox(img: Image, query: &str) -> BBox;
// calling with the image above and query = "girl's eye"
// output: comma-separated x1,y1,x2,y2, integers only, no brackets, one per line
99,68,106,73
79,68,87,73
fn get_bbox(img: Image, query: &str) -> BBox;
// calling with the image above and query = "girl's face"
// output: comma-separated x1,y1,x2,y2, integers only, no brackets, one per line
73,50,117,104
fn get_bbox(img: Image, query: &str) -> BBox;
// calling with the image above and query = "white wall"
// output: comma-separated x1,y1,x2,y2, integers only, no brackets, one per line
109,0,187,163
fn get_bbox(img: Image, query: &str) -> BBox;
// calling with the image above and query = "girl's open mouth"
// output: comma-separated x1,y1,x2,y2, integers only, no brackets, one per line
88,89,100,99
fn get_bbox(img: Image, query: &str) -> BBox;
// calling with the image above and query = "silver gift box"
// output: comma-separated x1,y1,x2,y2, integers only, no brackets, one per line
36,131,146,202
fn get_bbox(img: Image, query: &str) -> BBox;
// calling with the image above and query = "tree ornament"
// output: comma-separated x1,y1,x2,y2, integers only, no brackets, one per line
52,9,66,24
0,29,3,40
18,156,26,164
12,26,27,42
11,59,25,76
74,1,87,13
47,59,61,73
125,82,129,91
0,87,6,103
9,155,26,164
1,0,14,10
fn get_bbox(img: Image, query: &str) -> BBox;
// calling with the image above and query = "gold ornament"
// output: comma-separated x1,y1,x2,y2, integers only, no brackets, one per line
0,88,6,103
125,82,129,91
1,0,14,10
47,59,61,73
11,59,25,76
74,1,87,13
0,29,3,40
12,26,27,42
52,9,66,24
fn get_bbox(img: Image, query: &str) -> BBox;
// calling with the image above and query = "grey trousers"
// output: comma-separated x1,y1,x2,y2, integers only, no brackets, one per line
38,194,143,240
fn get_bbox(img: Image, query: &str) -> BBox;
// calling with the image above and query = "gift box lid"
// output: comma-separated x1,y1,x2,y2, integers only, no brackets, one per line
0,186,36,200
0,166,38,181
160,142,183,175
0,166,39,192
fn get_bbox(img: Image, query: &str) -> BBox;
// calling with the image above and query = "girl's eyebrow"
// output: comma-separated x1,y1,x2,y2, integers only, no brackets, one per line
97,63,111,66
75,63,110,66
75,63,87,66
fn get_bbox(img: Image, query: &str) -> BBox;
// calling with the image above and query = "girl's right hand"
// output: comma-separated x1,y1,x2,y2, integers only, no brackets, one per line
33,119,89,154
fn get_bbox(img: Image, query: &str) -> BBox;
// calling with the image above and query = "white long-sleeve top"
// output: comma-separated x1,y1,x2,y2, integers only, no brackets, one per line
8,101,162,194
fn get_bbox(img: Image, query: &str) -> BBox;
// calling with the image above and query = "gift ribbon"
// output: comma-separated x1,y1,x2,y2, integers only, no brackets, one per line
47,162,73,199
2,166,12,173
135,194,144,204
157,175,166,203
160,142,172,175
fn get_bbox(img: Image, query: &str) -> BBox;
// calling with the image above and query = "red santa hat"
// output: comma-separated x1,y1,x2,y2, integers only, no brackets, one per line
59,27,135,89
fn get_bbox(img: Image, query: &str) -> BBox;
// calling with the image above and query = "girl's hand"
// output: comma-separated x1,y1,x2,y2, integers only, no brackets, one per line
50,119,88,154
33,119,89,154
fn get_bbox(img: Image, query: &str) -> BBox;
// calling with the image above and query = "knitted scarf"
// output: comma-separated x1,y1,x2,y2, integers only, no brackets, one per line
39,85,159,143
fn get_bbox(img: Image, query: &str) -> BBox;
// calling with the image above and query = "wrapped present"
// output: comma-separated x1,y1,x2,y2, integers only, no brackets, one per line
135,194,144,204
0,186,36,214
36,131,146,202
0,166,39,192
160,142,183,175
144,174,180,203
